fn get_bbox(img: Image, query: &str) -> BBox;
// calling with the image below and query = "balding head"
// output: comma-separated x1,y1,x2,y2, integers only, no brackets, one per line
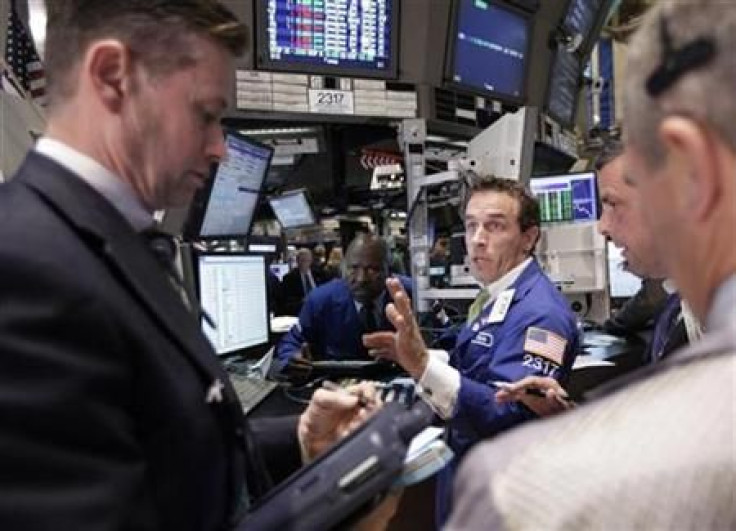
344,234,390,304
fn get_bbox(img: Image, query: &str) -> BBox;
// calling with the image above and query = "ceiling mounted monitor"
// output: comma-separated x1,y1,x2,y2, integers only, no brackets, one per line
445,0,532,104
545,46,584,129
255,0,399,79
560,0,614,58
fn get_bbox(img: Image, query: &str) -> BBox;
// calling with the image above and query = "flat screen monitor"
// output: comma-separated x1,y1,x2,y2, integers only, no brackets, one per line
561,0,611,57
268,189,318,229
546,46,583,129
446,0,531,103
185,132,274,240
529,171,599,224
197,253,270,356
607,242,642,298
255,0,399,79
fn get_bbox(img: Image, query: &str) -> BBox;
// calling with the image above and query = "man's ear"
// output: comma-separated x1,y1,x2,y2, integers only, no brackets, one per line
522,225,540,255
84,40,132,113
659,116,719,223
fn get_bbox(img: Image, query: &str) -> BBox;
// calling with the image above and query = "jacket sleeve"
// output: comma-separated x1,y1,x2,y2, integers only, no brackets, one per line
274,294,321,372
454,310,579,438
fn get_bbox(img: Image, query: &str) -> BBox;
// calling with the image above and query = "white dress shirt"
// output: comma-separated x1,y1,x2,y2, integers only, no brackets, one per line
35,138,154,231
418,257,533,419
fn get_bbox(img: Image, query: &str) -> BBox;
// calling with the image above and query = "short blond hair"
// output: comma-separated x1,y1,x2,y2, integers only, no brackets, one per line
624,0,736,167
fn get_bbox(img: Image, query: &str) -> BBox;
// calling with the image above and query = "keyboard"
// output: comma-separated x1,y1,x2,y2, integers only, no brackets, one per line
228,373,278,414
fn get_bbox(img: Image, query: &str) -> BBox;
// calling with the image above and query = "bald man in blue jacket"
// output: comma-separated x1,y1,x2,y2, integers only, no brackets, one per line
275,234,411,373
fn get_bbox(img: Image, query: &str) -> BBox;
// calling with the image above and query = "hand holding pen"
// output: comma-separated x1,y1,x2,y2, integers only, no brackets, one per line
492,376,575,418
297,380,380,463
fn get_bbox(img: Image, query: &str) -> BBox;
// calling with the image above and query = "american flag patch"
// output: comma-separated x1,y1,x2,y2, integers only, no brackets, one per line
523,327,566,364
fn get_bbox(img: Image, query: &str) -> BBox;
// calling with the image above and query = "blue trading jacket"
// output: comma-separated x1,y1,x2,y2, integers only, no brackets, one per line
436,259,580,525
275,276,412,372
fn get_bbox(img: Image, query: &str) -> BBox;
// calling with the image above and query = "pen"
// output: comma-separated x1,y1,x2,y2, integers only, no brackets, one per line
322,380,375,408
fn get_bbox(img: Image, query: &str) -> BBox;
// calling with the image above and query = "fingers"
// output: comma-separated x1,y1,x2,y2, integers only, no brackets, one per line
386,278,414,318
362,331,396,349
504,375,568,397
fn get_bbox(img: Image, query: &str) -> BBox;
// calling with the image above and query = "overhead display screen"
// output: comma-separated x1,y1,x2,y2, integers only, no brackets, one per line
447,0,531,102
257,0,398,78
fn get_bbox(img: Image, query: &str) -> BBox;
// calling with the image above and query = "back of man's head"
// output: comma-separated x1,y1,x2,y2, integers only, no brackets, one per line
625,0,736,168
44,0,247,110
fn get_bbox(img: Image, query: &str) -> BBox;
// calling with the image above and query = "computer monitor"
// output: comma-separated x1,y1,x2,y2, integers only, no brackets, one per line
268,189,318,229
196,253,270,357
545,46,583,129
560,0,613,57
607,242,642,298
184,132,274,240
529,171,599,224
255,0,400,79
445,0,531,103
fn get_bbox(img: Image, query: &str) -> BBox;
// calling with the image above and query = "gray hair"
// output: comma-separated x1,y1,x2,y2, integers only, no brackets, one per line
624,0,736,168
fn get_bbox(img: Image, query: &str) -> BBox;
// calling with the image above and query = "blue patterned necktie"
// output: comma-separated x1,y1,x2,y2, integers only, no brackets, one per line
650,293,682,363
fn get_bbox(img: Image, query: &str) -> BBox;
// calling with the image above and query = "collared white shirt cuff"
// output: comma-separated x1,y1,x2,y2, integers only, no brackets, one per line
417,353,460,420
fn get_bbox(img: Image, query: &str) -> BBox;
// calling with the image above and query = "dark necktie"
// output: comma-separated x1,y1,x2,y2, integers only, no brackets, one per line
303,273,313,296
360,301,378,333
650,293,682,363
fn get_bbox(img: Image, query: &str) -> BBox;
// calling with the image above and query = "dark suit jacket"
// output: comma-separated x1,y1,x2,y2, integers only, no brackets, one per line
275,277,413,370
0,153,299,530
281,268,319,316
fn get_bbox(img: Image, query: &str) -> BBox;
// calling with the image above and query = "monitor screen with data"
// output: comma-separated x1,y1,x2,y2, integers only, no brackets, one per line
185,132,273,240
446,0,531,103
268,189,317,229
529,171,599,224
197,254,270,356
256,0,399,79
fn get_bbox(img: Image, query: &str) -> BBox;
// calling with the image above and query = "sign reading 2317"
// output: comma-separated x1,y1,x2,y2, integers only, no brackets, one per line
308,89,354,115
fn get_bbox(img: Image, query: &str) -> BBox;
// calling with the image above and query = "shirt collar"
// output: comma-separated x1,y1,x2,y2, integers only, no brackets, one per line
481,257,532,303
706,273,736,332
35,138,154,232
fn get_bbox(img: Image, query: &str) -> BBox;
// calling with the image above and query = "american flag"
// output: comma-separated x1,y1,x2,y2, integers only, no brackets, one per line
4,6,45,105
524,327,567,364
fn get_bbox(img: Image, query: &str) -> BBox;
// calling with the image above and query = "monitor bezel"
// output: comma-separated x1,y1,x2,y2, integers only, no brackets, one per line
192,251,273,360
443,0,534,105
267,188,319,229
254,0,401,80
528,170,601,224
183,130,274,242
544,44,584,130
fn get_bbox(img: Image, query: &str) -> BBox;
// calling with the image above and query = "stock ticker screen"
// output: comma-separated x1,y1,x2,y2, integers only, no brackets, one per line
260,0,396,77
529,172,599,224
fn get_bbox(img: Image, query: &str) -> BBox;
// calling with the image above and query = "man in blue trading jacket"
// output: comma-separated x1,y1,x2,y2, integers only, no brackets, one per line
275,233,412,373
364,175,579,527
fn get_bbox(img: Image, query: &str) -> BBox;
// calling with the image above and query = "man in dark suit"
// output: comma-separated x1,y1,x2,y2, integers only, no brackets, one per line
0,2,381,530
275,234,412,372
282,247,320,316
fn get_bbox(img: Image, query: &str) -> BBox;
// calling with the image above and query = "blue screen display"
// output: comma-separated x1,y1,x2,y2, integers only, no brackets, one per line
450,0,530,101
